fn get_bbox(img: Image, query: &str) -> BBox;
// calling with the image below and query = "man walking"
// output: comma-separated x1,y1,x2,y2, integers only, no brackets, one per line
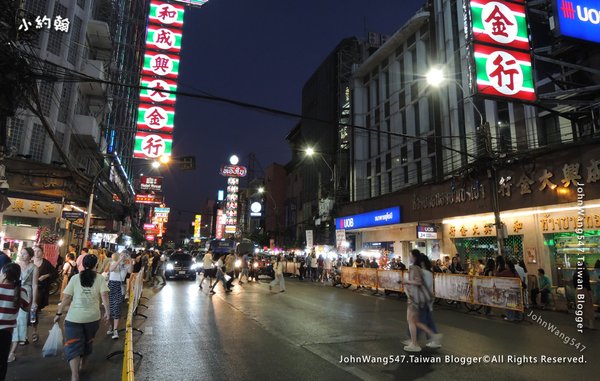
199,250,214,290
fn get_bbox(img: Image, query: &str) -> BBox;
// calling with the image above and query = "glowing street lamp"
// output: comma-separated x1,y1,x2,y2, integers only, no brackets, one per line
257,186,265,193
151,161,160,169
159,155,170,164
305,147,315,157
229,155,239,165
426,67,445,87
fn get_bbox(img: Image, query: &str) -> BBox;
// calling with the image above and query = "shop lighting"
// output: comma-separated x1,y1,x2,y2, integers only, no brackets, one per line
58,239,64,247
442,203,600,225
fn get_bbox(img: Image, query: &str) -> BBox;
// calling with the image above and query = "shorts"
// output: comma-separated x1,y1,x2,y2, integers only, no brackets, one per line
203,268,217,278
64,320,100,362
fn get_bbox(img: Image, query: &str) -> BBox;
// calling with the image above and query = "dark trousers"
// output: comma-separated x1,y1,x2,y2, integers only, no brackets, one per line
226,271,235,288
0,329,12,381
531,288,550,306
299,267,305,280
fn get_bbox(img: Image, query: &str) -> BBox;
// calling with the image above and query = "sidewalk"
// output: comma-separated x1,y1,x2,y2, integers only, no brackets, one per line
6,295,125,381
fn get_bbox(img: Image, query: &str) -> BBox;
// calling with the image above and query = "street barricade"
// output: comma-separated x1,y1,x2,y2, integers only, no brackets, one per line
118,268,146,381
339,267,524,312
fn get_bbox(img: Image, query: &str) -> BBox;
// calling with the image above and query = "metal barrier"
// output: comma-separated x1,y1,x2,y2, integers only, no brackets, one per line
105,269,146,381
340,267,524,312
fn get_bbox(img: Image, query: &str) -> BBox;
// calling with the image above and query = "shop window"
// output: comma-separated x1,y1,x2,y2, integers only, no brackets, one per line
452,236,523,262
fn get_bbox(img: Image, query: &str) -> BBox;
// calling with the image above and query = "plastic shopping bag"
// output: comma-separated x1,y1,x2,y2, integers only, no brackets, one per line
42,323,63,358
224,274,232,282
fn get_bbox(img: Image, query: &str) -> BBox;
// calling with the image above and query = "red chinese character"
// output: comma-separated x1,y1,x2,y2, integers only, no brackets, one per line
147,108,165,126
155,29,172,46
143,137,164,156
152,56,170,73
158,6,176,21
484,5,513,37
149,83,167,98
489,55,519,90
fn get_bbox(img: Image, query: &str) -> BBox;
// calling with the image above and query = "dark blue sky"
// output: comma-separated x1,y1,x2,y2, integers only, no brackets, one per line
162,0,424,215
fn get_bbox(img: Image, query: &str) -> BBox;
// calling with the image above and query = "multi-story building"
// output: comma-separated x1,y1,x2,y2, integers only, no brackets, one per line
2,0,148,251
338,0,600,286
284,37,365,247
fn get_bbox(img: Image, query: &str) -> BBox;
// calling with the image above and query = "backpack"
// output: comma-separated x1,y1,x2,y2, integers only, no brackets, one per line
68,262,78,281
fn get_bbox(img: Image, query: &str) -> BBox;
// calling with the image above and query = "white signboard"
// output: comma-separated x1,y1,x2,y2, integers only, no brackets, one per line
305,230,314,248
335,229,346,247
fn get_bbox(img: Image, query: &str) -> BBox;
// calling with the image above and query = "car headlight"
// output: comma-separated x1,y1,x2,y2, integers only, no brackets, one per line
253,263,258,268
235,260,242,268
198,263,204,268
166,263,174,271
191,263,198,270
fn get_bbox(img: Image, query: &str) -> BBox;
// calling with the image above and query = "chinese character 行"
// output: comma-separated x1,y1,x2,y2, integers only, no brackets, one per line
53,15,70,32
143,137,164,156
484,5,514,37
490,55,519,91
538,169,557,191
35,15,51,29
498,176,512,197
514,220,523,233
517,174,534,195
484,224,493,235
42,203,56,216
587,159,600,183
561,163,581,188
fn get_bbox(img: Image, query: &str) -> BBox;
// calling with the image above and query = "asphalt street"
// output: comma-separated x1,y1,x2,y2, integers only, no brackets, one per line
6,276,599,380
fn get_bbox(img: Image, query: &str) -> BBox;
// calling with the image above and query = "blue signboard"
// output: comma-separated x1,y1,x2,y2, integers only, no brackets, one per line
555,0,600,43
336,207,401,230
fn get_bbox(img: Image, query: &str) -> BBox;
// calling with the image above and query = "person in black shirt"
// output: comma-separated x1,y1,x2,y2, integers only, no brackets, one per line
448,256,464,274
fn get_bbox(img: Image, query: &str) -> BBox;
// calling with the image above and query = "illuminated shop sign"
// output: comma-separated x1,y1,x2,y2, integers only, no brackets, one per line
554,0,600,43
336,207,401,230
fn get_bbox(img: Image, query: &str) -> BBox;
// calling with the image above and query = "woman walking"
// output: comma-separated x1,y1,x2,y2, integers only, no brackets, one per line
269,255,286,293
32,246,57,343
61,254,77,299
0,263,30,380
54,255,109,381
401,250,441,352
107,253,128,340
8,248,38,362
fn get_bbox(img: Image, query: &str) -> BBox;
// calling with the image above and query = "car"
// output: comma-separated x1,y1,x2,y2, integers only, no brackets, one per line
165,252,199,280
250,254,275,279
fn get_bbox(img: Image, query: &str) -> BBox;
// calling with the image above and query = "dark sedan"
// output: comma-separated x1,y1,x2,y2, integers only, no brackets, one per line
165,253,198,280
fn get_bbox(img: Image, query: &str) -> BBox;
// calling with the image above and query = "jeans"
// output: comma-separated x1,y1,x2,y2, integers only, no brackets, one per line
211,272,228,291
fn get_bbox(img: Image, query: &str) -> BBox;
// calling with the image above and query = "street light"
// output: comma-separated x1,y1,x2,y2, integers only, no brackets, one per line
151,161,160,169
426,66,505,255
229,155,239,165
159,155,170,164
304,146,333,181
257,186,265,194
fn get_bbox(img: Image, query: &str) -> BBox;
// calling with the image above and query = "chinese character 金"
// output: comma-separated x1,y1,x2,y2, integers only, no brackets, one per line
147,109,165,126
35,15,51,29
484,5,514,38
460,226,468,237
54,15,70,32
587,159,600,183
490,55,519,91
538,169,557,191
561,163,581,188
517,174,535,195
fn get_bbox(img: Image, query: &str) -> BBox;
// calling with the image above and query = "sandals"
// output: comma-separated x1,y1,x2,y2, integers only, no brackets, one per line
7,354,15,363
32,333,39,342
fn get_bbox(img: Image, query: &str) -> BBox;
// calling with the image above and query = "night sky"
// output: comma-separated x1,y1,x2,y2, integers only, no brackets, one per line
160,0,424,219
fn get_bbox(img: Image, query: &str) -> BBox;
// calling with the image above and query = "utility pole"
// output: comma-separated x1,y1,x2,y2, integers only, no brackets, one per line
479,122,506,256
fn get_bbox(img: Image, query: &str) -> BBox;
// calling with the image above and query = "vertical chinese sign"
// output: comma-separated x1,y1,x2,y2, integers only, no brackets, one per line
219,164,247,236
469,0,536,102
134,0,185,159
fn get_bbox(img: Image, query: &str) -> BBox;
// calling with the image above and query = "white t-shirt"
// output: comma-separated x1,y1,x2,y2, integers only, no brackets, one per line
64,273,109,323
108,262,128,282
324,258,332,270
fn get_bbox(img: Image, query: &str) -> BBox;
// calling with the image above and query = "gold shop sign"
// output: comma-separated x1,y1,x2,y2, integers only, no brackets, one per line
6,198,61,219
540,214,600,232
448,220,525,238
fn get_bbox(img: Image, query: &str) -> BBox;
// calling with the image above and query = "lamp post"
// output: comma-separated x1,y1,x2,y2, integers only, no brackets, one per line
257,186,278,244
426,68,505,256
304,147,334,181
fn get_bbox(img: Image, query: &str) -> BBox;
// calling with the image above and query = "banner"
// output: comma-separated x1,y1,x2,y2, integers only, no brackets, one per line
376,270,404,292
472,275,524,311
305,230,313,248
357,268,378,288
433,273,473,303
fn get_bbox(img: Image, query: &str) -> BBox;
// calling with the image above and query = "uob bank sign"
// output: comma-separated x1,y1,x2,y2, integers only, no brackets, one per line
555,0,600,43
